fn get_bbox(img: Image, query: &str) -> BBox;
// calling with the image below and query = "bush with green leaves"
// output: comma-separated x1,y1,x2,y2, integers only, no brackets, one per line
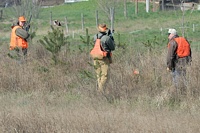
39,26,68,65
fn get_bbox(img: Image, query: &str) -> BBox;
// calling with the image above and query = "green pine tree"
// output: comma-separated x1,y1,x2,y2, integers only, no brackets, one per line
39,26,68,65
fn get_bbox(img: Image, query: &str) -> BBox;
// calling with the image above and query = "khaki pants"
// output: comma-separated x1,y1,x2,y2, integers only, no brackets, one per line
93,57,110,93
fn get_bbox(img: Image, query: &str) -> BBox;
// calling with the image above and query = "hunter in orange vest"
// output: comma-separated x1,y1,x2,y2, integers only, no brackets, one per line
92,23,115,94
9,16,30,60
167,28,192,94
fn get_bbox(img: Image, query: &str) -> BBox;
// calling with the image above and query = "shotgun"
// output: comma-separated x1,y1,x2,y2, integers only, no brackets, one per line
25,15,32,32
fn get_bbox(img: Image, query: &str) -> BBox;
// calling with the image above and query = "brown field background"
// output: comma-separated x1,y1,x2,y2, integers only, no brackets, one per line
0,37,200,132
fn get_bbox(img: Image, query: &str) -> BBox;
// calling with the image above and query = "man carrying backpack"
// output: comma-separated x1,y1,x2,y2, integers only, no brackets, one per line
9,16,30,62
167,28,192,95
92,23,115,93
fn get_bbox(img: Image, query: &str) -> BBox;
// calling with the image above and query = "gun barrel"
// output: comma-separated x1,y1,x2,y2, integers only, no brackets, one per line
25,15,32,31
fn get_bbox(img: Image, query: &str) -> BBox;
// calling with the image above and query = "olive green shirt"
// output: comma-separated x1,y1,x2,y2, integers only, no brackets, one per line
16,27,29,40
12,23,29,40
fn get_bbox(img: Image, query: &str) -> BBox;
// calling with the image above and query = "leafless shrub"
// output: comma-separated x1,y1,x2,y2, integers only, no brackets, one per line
97,0,121,21
12,0,42,18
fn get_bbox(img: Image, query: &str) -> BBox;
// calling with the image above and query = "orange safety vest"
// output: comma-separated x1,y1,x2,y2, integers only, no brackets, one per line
10,26,28,50
90,34,112,59
168,37,190,58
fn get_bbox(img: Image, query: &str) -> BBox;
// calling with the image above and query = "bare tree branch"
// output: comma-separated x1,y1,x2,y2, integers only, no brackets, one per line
97,0,120,22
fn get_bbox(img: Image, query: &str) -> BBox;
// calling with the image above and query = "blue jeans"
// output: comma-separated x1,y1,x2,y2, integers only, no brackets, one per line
172,68,187,89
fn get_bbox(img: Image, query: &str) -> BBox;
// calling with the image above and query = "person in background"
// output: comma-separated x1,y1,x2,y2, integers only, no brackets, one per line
9,16,30,62
93,23,115,94
167,28,192,95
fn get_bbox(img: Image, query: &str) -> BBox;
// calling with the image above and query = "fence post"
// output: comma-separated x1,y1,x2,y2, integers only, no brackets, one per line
193,24,195,32
73,31,75,39
65,17,69,35
96,10,98,27
135,0,138,15
160,27,163,36
0,10,3,19
81,13,84,31
110,7,114,33
50,11,52,26
124,0,127,19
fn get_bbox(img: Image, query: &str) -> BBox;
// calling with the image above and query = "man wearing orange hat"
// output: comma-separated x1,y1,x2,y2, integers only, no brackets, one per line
9,16,30,61
92,23,115,94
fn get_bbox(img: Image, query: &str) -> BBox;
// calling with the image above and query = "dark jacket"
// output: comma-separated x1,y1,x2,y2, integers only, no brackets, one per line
93,32,115,53
167,35,192,71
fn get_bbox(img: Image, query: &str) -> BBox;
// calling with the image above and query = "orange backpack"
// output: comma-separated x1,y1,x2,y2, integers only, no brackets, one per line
90,34,108,59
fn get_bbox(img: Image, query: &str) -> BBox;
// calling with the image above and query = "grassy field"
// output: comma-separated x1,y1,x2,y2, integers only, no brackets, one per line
0,0,200,132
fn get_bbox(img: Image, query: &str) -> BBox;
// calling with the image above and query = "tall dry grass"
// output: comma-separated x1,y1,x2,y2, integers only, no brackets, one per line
0,39,200,132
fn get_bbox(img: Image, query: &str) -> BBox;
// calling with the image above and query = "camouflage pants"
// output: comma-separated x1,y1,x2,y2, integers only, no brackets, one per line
93,57,110,93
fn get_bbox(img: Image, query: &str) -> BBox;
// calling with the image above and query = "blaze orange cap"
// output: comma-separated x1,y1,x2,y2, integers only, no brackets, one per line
18,16,26,22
